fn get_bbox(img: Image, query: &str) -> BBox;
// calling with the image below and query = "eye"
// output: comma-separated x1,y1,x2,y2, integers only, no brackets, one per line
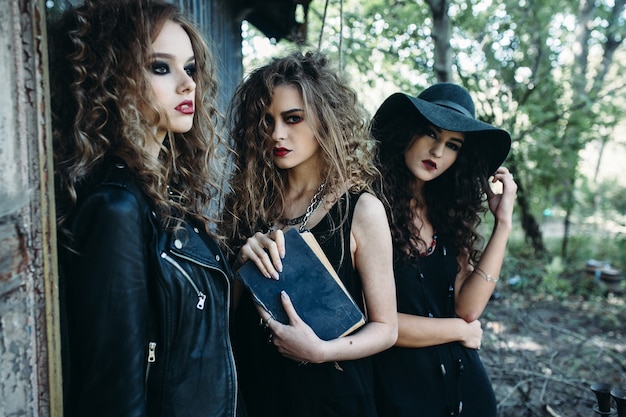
151,61,169,75
184,63,196,77
447,142,462,152
264,114,275,128
285,114,303,124
425,128,437,140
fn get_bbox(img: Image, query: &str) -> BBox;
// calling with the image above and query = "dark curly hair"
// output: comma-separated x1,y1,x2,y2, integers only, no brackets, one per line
373,107,490,265
221,51,380,255
50,0,226,241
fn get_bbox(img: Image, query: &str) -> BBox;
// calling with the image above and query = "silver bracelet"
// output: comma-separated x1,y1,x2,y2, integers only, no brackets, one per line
474,266,499,283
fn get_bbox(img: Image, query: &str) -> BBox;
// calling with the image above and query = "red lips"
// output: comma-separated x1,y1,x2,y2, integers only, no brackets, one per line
273,147,290,157
175,100,194,115
422,159,437,170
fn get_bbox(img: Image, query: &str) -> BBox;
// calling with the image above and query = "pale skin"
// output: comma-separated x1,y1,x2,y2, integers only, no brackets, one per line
236,85,398,364
395,126,517,350
147,20,196,158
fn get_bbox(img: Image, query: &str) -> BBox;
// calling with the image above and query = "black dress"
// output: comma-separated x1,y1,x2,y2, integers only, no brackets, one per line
233,192,378,417
373,238,497,417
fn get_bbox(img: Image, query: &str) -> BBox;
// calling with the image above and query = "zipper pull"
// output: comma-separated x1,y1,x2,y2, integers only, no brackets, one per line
196,292,206,310
148,342,156,363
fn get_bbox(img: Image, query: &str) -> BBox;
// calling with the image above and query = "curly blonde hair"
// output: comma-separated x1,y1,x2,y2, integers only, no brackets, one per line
221,51,380,254
50,0,225,239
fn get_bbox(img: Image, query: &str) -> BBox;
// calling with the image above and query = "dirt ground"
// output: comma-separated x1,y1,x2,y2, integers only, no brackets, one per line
481,289,626,416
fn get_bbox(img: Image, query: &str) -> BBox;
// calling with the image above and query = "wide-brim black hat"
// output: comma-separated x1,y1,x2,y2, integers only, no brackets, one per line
372,83,511,173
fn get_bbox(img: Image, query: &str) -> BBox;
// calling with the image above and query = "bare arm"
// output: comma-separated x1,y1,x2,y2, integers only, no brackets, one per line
396,313,483,349
455,167,517,322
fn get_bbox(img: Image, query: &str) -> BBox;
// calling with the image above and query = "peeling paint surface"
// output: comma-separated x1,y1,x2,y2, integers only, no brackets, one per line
0,218,26,294
0,287,34,417
0,1,48,416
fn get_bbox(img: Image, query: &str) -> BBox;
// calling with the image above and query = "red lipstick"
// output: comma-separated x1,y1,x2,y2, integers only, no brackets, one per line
273,147,290,157
422,159,437,171
175,100,194,115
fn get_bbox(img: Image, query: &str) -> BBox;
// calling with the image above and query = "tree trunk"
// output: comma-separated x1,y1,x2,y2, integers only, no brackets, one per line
561,204,572,258
425,0,452,81
511,167,546,255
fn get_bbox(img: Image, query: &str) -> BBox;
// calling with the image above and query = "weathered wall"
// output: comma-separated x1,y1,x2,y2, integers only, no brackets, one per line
175,0,243,109
0,1,61,417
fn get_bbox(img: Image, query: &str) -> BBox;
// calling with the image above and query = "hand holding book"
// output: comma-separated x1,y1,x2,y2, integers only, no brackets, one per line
236,228,365,341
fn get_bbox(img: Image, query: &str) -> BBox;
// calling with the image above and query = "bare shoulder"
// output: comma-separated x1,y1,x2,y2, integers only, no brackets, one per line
350,192,393,273
353,192,386,219
352,192,389,237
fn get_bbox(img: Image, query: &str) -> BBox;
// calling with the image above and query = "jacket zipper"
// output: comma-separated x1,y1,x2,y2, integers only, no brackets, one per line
148,341,157,362
145,341,156,389
164,249,239,416
160,252,206,309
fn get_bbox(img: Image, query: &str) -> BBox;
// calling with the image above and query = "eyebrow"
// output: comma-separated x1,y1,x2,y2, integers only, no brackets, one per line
280,108,305,116
429,125,465,145
450,136,465,145
150,52,195,63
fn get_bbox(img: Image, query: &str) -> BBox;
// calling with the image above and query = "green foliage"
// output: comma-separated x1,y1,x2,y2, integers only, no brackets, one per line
581,178,626,218
503,230,625,300
500,240,546,293
537,256,572,296
241,0,626,276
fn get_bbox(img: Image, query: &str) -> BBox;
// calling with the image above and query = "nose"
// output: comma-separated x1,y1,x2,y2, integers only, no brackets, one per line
271,119,285,141
430,141,445,158
177,71,196,94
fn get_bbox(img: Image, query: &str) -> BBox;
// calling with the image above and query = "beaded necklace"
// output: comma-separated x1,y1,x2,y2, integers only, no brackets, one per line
419,233,438,257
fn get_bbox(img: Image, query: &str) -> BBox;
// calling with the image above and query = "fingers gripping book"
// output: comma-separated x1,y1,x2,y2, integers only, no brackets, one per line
236,228,366,341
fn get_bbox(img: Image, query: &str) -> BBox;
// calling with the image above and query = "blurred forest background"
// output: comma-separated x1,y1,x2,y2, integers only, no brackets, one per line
243,0,626,276
241,0,626,415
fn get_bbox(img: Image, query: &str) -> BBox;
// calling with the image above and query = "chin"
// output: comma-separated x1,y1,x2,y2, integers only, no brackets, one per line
273,160,295,170
172,124,194,134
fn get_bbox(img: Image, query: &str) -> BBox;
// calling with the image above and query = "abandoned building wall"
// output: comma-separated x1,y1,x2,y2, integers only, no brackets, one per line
0,1,61,416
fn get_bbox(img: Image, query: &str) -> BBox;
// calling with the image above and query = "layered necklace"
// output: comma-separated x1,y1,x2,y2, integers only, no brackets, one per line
280,180,327,232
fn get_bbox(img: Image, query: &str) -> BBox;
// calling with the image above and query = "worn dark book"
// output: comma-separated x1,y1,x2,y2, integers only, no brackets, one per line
236,228,365,341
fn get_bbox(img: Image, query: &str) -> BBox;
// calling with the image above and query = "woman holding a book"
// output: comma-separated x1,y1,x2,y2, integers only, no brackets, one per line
370,83,517,417
222,51,397,417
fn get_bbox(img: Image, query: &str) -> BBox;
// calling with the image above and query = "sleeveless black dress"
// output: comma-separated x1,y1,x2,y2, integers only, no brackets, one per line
373,238,497,417
233,192,378,417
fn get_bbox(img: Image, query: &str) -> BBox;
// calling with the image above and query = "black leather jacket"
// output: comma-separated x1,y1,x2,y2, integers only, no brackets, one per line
59,160,238,417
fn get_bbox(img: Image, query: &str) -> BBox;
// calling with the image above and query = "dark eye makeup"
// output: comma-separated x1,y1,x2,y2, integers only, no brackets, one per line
150,60,196,77
151,61,169,75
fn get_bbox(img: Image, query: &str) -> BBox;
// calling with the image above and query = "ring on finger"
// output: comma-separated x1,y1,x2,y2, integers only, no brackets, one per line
264,317,273,327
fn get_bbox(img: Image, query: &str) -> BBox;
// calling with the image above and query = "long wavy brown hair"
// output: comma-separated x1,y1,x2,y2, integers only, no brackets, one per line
372,108,490,265
50,0,225,241
221,51,380,255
